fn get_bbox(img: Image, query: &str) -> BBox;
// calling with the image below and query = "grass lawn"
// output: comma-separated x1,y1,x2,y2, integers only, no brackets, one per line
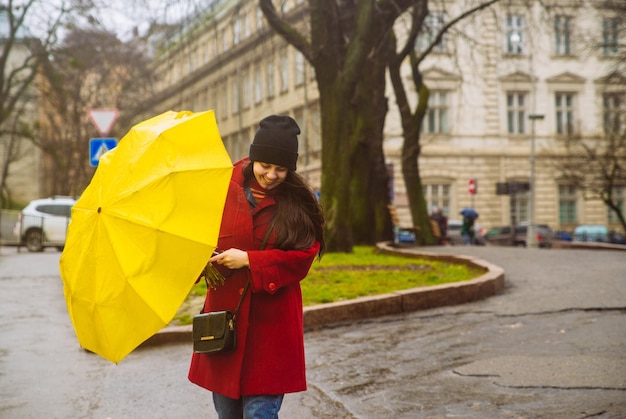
172,246,485,325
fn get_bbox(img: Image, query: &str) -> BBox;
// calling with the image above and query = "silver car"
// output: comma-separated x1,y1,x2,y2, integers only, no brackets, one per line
483,223,553,248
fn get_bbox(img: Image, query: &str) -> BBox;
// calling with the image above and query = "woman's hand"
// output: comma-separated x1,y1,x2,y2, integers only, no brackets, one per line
209,248,250,270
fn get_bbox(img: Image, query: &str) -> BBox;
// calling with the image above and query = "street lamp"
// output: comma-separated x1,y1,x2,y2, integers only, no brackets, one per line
509,29,544,248
527,113,544,248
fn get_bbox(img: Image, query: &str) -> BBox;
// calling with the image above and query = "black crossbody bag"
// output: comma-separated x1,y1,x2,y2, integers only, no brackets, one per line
192,279,250,354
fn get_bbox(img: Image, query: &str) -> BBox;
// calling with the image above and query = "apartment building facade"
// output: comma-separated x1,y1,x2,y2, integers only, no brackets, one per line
144,0,624,233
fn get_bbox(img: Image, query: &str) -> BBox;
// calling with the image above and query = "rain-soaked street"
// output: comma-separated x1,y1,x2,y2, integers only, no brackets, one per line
0,245,624,418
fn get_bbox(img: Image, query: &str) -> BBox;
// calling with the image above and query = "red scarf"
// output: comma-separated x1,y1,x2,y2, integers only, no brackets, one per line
247,176,267,204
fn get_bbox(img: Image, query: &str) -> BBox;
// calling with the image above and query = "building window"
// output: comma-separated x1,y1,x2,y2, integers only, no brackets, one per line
231,79,239,114
203,42,209,64
510,191,528,225
243,13,250,38
554,15,571,55
242,70,251,109
602,17,619,56
220,82,228,119
211,36,218,58
221,28,228,52
211,85,218,116
422,90,448,134
280,50,289,93
507,92,526,134
555,92,575,134
417,12,446,53
424,184,451,216
559,184,577,224
608,187,625,224
191,48,198,71
295,51,305,86
233,15,241,46
506,14,525,54
254,67,263,104
186,56,192,75
201,90,208,111
256,7,264,30
311,107,321,153
294,109,305,157
266,61,275,98
603,92,624,135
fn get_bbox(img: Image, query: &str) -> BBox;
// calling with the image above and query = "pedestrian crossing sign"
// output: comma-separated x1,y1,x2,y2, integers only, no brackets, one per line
90,138,118,166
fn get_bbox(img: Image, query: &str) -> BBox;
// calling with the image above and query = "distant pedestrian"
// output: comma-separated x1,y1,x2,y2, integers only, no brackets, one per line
461,215,475,245
430,207,448,245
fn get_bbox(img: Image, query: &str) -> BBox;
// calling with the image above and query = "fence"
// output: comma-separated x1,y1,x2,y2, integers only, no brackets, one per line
0,210,21,246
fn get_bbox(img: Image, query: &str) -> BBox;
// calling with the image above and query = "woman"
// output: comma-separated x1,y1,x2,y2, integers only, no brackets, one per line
188,115,325,418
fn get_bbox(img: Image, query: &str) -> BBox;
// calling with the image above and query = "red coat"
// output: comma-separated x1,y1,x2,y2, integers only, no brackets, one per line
188,158,319,399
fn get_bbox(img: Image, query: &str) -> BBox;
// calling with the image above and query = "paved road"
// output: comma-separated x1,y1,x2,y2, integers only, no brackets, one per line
0,245,624,418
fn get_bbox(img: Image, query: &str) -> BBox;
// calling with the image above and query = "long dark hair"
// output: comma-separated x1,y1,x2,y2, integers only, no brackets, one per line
244,163,325,258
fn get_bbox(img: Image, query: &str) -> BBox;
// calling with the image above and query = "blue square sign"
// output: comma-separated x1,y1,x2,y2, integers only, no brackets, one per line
90,138,118,166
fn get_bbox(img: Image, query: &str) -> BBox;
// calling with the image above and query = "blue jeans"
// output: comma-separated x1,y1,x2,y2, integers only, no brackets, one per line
213,392,284,419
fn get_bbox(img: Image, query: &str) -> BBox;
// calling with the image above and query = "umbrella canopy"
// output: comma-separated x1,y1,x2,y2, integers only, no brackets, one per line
460,208,479,220
59,110,232,363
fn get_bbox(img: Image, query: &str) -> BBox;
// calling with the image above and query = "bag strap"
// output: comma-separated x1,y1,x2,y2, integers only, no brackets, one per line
202,276,249,322
232,279,250,322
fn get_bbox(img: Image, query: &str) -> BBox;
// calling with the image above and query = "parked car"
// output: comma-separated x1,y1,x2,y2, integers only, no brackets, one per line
515,224,554,248
573,224,608,243
553,230,572,241
483,223,553,248
13,196,76,252
482,225,514,246
573,224,626,245
446,219,486,245
608,231,626,245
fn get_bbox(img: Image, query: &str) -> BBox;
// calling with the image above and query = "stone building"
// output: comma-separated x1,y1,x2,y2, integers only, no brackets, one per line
144,0,625,234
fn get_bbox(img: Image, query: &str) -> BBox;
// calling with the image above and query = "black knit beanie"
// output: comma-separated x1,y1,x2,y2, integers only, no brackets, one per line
249,115,300,171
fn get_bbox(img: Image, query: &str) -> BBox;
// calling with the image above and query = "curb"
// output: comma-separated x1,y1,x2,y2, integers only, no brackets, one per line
302,242,505,329
552,240,626,251
142,242,505,347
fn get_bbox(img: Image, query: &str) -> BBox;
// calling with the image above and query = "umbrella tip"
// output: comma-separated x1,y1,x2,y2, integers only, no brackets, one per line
97,207,102,213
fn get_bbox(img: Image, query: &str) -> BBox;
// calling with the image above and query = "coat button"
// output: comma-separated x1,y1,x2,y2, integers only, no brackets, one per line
268,282,277,291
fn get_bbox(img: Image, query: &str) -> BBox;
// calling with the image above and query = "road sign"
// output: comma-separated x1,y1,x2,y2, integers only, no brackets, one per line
90,138,118,167
468,178,477,195
88,109,119,136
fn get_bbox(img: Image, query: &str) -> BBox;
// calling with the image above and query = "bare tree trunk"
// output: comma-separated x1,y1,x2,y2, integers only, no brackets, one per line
350,36,394,245
261,0,415,251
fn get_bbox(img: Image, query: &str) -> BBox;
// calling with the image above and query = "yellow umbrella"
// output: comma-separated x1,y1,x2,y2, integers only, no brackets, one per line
59,110,232,363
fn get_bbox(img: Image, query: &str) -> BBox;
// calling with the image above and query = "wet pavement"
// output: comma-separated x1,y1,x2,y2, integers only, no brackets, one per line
0,245,624,418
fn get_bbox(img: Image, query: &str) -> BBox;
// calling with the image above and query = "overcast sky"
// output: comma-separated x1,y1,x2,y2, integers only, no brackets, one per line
95,0,219,40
